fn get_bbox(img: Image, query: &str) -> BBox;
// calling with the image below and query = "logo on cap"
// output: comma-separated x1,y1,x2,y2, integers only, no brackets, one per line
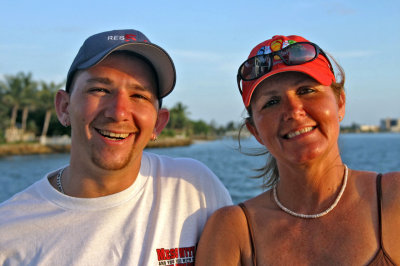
106,34,149,42
256,39,298,61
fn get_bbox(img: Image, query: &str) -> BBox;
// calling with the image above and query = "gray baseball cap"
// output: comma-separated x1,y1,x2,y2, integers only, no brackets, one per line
66,29,176,99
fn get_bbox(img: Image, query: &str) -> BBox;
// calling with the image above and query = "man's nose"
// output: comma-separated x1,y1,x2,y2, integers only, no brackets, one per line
104,92,130,121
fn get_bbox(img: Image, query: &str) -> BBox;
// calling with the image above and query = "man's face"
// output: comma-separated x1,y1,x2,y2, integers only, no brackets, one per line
66,53,160,171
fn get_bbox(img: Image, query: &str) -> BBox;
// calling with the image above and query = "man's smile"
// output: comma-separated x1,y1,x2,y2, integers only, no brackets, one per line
96,128,133,140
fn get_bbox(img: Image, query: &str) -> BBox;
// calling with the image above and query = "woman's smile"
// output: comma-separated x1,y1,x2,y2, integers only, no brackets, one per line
283,126,317,139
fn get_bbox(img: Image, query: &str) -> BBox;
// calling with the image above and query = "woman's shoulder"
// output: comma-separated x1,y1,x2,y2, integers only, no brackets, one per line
203,205,249,232
381,171,400,183
380,171,400,207
196,204,255,265
350,169,400,200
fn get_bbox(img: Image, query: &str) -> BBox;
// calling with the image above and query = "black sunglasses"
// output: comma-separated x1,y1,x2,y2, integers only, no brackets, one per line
237,42,334,94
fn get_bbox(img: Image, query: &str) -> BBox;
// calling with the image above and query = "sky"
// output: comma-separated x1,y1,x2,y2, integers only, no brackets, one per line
1,0,399,127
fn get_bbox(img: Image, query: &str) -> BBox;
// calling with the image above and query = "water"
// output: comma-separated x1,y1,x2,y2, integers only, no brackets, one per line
1,133,399,204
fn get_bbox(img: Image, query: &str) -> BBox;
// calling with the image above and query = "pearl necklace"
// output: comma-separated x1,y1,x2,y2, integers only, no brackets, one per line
273,165,348,219
56,167,65,194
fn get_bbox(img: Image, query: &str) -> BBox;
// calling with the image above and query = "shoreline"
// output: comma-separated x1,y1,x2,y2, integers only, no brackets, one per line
0,138,193,157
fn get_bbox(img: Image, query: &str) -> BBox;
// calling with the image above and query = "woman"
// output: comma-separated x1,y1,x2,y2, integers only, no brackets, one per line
196,35,400,265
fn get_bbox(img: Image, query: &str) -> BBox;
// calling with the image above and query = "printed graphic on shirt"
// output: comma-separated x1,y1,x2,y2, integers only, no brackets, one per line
156,246,195,266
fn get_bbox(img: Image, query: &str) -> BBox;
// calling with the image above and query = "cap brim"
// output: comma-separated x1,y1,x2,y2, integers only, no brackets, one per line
77,42,176,98
243,59,335,107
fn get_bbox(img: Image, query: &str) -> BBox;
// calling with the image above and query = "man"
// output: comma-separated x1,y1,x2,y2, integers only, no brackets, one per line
0,29,232,265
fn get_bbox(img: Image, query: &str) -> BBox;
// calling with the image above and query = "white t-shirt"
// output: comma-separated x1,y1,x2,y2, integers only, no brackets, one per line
0,152,232,266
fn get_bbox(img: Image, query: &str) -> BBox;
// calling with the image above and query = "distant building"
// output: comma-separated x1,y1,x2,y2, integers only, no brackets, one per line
380,118,400,132
359,125,380,132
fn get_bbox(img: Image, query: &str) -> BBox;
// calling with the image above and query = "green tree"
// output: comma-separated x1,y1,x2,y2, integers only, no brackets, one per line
0,84,8,141
168,102,190,130
0,72,35,128
225,121,237,131
38,80,64,138
20,76,38,132
191,120,210,136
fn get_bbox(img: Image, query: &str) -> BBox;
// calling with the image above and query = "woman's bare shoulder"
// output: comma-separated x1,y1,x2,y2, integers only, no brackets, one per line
380,171,400,205
382,171,400,182
196,205,254,265
200,205,249,241
381,171,400,204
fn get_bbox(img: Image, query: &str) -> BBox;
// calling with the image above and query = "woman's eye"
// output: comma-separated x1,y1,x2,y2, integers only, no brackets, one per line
263,97,280,108
297,87,315,95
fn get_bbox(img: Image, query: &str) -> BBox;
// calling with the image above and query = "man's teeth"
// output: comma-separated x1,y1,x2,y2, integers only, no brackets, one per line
98,129,129,139
286,127,314,139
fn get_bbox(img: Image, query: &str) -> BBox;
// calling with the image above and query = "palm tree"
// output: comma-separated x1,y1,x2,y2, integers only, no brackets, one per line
0,73,24,128
38,80,64,139
0,84,9,140
20,75,38,132
0,72,37,130
168,102,190,130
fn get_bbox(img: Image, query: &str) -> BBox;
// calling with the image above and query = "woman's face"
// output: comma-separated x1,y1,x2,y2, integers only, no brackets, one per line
246,72,345,166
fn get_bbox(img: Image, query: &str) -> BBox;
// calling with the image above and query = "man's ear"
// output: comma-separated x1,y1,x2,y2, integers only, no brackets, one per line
338,90,346,122
55,90,70,127
153,108,170,137
245,120,264,145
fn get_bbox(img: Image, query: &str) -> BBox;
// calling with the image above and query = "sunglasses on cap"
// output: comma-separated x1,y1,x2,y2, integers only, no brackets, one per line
236,42,334,94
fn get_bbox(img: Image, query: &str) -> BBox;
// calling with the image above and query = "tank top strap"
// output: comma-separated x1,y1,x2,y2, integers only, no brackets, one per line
376,173,383,247
238,202,257,266
375,173,396,265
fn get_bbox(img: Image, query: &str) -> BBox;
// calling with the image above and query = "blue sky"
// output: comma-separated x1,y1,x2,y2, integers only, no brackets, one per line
1,0,399,127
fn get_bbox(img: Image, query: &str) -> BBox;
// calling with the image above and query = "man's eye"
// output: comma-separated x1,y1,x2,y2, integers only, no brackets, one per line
131,94,148,100
89,87,109,93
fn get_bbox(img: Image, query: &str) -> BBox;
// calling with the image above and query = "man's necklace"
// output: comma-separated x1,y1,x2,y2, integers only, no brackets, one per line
56,167,65,194
273,164,348,219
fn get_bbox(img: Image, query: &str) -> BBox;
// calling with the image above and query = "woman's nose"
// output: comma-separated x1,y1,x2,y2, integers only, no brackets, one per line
282,95,306,121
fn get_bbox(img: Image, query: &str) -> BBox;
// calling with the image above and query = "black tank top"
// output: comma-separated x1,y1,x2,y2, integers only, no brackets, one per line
238,174,396,266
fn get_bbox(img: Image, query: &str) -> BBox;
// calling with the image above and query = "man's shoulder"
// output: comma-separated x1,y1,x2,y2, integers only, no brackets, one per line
0,178,48,222
144,151,216,178
143,152,232,203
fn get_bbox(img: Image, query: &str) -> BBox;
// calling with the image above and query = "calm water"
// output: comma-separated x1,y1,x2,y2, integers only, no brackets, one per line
1,133,399,204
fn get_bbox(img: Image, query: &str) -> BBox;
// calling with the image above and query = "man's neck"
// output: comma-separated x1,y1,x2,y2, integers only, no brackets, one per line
51,154,142,198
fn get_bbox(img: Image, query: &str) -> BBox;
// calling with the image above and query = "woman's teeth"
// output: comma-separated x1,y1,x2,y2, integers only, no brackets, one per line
286,127,314,139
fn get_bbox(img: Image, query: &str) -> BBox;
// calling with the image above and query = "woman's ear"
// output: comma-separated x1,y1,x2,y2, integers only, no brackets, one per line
338,90,346,122
55,90,70,127
245,120,264,145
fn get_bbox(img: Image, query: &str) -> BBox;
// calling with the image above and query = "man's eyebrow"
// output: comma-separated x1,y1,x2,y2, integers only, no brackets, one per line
127,83,148,91
86,77,113,85
85,77,154,93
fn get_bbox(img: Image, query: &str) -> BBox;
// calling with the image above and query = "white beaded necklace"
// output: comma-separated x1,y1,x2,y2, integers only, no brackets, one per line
56,167,65,194
273,164,348,219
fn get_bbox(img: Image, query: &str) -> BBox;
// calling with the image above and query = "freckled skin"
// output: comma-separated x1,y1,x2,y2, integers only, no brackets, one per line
196,73,400,266
247,72,345,167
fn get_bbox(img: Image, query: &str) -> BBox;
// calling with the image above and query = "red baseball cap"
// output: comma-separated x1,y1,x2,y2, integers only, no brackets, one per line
240,35,335,107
